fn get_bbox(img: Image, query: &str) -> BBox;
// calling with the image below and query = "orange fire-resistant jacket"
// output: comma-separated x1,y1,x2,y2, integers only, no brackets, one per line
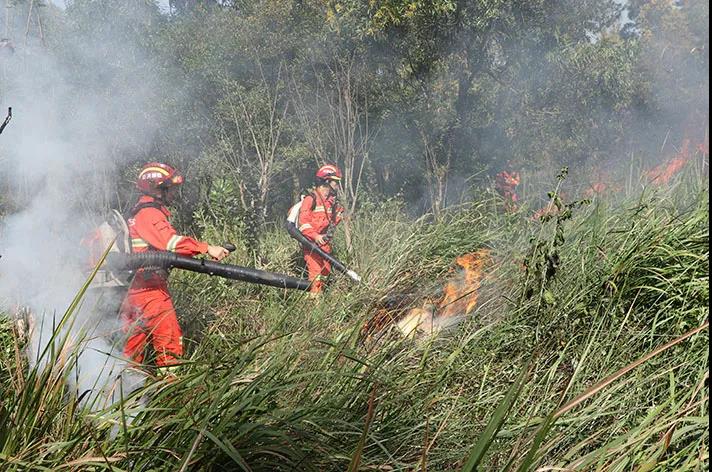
495,171,520,201
298,191,343,248
127,195,208,288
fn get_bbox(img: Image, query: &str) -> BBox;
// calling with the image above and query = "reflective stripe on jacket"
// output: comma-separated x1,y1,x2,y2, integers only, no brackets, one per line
127,196,209,287
297,192,343,242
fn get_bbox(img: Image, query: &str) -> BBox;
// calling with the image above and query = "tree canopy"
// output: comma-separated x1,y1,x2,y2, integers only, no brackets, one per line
0,0,708,223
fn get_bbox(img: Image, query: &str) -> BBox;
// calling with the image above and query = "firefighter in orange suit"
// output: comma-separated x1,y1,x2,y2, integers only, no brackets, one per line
298,165,344,293
495,170,520,212
121,162,229,373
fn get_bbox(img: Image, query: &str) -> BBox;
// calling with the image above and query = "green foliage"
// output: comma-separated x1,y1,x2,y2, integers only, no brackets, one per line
1,171,708,471
3,0,706,222
523,167,591,303
0,1,709,470
461,360,530,470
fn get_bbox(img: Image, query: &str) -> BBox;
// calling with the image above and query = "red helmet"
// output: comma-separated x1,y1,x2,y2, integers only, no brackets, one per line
136,162,184,194
315,164,342,182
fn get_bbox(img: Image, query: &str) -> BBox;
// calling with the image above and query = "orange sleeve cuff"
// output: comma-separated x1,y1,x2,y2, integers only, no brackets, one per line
174,238,209,256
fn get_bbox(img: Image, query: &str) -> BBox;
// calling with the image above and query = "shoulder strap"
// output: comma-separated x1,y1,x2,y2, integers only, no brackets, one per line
124,202,165,253
299,189,318,211
299,192,317,212
329,193,339,224
126,201,163,219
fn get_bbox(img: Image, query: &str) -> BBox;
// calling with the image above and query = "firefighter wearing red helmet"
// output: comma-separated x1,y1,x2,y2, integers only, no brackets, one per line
298,164,344,293
495,169,520,212
121,162,229,374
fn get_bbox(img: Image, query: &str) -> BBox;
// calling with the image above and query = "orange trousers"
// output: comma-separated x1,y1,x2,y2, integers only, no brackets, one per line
304,247,332,293
121,285,183,367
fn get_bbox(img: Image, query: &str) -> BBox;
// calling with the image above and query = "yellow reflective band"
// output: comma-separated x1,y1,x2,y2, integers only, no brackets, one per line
131,238,149,248
139,166,170,177
313,206,326,213
166,235,183,252
299,223,312,231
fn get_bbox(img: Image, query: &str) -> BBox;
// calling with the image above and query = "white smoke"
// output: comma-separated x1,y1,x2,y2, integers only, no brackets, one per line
0,2,172,408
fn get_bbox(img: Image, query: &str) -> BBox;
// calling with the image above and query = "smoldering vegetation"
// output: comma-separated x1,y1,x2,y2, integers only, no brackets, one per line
0,0,709,470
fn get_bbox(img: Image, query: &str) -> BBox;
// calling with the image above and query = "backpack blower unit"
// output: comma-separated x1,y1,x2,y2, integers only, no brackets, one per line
286,197,361,283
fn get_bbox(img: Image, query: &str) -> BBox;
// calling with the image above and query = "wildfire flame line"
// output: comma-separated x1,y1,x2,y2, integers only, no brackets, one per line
362,249,491,338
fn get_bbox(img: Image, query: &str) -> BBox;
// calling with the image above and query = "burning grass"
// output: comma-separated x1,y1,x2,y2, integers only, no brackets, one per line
645,139,695,185
0,168,708,471
363,249,493,338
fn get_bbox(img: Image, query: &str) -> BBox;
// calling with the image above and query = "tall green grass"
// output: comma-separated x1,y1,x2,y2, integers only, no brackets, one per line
0,166,708,470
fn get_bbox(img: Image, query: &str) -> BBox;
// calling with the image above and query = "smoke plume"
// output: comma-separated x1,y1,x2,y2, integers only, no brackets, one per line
0,2,173,407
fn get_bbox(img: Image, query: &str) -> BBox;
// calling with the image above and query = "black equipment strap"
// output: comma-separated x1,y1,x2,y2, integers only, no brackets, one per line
0,108,12,135
126,201,164,219
124,201,164,254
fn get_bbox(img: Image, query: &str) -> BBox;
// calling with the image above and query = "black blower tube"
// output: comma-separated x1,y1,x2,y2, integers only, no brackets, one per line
285,221,361,283
107,251,311,291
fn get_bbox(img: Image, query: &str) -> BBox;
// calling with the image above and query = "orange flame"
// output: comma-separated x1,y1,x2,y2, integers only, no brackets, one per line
438,249,490,318
531,205,558,221
583,181,608,198
386,249,491,337
645,139,691,185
